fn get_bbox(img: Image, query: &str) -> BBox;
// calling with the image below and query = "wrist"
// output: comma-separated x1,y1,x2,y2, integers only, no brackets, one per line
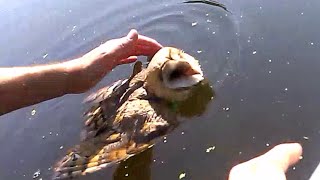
61,58,87,94
65,53,115,94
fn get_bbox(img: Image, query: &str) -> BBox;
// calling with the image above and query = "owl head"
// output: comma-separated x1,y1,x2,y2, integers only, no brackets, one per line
145,47,204,101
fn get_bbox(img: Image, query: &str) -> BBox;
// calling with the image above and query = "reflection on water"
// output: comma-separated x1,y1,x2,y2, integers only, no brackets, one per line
114,148,153,180
1,0,320,180
112,80,214,180
177,79,215,117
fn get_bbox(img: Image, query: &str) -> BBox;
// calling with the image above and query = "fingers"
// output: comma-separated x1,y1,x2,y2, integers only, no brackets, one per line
124,29,162,56
137,35,163,49
117,56,138,65
229,143,302,180
262,143,303,172
134,44,161,56
135,35,163,56
126,29,138,42
117,29,162,58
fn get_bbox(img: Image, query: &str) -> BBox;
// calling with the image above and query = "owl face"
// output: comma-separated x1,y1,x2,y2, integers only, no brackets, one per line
145,47,204,101
161,57,204,89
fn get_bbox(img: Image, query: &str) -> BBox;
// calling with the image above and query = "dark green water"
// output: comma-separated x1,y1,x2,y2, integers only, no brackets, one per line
0,0,319,179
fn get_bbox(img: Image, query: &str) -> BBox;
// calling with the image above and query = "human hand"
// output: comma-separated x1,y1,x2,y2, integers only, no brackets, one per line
83,29,163,68
229,143,303,180
70,29,162,93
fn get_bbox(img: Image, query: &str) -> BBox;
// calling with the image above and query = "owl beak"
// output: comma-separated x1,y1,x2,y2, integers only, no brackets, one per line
184,68,201,76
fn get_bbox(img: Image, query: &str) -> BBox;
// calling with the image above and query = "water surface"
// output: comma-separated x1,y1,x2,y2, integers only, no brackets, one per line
0,0,319,179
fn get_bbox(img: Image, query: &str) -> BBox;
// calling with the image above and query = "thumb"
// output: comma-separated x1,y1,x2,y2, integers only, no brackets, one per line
262,143,303,172
117,56,138,65
126,29,138,42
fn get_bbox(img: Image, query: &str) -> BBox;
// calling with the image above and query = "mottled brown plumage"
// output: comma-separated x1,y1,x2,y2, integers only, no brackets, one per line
53,47,211,179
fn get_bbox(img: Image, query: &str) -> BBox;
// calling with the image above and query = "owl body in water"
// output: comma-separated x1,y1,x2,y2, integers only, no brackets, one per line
53,47,207,179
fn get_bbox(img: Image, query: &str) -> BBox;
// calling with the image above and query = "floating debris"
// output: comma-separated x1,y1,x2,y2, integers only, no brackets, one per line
303,136,309,140
266,143,270,147
299,156,303,160
33,169,40,179
284,88,288,91
293,166,296,170
125,173,129,177
42,136,45,139
181,131,185,135
212,31,216,34
42,53,48,59
301,12,304,15
268,59,272,63
252,51,257,55
310,42,314,45
183,0,230,13
59,146,64,150
191,22,198,26
71,25,77,32
197,50,202,53
179,172,186,179
49,132,52,135
206,13,209,16
206,19,212,23
223,107,230,111
206,146,216,153
31,109,36,116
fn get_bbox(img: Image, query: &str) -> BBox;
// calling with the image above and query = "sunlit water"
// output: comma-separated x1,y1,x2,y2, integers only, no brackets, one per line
0,0,319,180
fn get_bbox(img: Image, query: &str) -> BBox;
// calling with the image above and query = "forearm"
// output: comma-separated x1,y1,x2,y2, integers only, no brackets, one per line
0,59,83,115
0,50,115,116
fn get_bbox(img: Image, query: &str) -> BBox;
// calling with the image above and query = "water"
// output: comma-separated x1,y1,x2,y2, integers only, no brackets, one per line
0,0,319,179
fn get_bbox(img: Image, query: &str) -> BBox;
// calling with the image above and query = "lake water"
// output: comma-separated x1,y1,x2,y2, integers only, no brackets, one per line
0,0,319,179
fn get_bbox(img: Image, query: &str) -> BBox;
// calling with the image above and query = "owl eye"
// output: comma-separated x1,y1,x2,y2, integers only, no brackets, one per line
169,69,183,81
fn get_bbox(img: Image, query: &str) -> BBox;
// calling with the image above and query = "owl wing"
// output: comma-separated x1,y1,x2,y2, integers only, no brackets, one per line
84,61,143,104
81,61,144,141
53,90,177,179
